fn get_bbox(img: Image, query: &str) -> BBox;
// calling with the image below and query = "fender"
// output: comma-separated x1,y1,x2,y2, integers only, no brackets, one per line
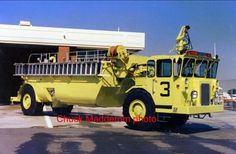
22,83,43,103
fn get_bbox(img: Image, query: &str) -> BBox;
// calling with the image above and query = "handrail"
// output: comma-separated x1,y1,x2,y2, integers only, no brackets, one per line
27,50,107,64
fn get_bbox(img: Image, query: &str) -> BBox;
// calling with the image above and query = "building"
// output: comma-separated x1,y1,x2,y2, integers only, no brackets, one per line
0,21,145,104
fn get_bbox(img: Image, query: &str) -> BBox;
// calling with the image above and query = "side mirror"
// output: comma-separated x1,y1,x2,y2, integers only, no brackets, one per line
174,63,179,77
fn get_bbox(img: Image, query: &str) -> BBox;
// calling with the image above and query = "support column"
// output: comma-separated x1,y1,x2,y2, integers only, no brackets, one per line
58,46,70,63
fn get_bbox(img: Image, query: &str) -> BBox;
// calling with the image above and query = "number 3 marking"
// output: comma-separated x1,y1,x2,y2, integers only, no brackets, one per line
160,82,170,97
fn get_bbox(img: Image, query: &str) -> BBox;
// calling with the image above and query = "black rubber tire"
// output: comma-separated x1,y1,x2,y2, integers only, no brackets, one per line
20,85,43,115
166,114,189,128
123,89,156,130
52,106,73,115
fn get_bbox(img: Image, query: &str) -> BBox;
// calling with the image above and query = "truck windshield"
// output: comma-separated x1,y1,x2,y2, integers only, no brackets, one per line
194,60,207,77
207,61,218,78
182,58,195,77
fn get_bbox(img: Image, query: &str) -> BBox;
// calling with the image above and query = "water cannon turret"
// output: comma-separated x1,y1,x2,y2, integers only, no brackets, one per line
175,25,193,55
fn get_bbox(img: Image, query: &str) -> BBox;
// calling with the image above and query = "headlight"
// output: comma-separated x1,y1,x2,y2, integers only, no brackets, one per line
191,91,198,99
215,91,222,104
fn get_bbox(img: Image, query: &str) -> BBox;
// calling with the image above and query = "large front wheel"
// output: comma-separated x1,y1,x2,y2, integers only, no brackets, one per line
123,89,156,130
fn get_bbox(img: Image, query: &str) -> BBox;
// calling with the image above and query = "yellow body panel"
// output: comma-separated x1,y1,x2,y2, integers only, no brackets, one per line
22,76,125,107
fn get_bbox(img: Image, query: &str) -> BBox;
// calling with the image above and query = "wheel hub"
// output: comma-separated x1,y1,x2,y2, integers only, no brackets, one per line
129,100,146,121
23,94,31,110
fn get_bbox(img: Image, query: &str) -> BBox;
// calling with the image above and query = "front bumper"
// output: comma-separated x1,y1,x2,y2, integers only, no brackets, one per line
10,96,21,103
155,104,224,115
187,104,224,114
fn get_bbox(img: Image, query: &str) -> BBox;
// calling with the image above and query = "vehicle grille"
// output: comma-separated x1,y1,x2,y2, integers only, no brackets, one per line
201,84,210,106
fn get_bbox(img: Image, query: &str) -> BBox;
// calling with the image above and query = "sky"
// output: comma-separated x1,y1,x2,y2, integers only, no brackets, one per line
0,1,235,80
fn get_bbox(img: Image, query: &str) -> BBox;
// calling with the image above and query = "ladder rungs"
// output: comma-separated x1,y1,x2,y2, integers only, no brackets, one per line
14,62,102,76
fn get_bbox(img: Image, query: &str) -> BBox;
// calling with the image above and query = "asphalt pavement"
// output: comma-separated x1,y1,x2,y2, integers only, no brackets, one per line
0,104,235,154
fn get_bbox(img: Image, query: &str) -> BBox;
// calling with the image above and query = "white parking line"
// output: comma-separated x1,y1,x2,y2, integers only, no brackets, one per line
43,106,53,128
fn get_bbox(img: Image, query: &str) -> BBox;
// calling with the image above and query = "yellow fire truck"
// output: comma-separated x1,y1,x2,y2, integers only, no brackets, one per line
11,26,223,130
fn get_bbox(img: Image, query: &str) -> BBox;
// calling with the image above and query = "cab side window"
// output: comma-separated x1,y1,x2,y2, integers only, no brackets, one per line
147,60,155,77
156,59,172,77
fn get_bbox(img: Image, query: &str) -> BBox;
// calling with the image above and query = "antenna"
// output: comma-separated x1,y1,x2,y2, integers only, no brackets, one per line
214,43,217,57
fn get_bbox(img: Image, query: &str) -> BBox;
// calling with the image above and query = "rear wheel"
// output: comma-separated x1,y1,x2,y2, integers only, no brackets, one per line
123,89,156,130
52,106,73,115
21,85,43,115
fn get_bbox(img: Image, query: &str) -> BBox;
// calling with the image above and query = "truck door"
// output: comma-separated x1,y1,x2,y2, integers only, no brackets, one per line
154,59,173,109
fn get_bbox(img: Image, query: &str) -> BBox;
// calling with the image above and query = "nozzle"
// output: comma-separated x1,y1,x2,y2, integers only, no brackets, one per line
185,25,190,30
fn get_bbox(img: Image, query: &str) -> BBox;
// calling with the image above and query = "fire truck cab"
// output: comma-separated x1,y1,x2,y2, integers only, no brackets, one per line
122,50,223,129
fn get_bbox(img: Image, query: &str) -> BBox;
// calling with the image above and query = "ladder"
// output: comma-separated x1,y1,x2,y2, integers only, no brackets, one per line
14,50,106,76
